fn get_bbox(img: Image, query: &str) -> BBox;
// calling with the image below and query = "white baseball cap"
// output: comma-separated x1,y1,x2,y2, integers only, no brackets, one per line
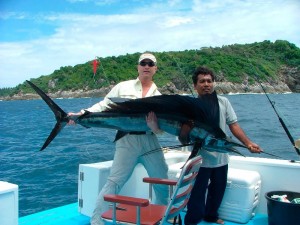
138,53,157,64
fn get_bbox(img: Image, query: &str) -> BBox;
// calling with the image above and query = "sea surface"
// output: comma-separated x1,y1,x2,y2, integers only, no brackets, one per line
0,93,299,217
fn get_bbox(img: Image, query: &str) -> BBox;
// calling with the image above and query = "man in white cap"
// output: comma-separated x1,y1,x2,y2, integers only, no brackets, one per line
68,52,169,225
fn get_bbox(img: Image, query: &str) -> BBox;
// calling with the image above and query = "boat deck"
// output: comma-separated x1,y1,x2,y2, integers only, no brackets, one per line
19,203,268,225
19,203,90,225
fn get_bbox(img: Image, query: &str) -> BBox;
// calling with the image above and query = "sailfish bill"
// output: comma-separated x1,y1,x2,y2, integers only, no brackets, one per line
26,80,247,156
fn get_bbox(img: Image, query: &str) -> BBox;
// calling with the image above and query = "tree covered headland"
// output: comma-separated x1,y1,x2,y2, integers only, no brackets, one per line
1,40,299,98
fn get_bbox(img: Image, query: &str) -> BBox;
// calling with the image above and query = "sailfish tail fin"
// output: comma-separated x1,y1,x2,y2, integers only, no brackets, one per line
26,80,69,151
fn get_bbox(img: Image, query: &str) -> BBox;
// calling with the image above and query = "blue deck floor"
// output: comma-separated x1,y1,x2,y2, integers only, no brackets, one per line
19,203,90,225
19,203,268,225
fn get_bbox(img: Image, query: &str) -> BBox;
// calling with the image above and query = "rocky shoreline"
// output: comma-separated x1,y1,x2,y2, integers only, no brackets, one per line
1,64,299,101
1,81,295,101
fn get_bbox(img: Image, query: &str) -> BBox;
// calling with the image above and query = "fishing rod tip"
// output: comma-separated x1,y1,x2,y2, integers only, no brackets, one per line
295,139,300,149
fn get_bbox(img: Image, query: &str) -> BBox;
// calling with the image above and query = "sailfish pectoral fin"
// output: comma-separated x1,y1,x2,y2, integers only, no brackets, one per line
26,80,69,151
187,139,204,160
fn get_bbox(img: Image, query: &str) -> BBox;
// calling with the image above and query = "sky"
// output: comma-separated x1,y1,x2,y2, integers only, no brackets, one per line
0,0,299,88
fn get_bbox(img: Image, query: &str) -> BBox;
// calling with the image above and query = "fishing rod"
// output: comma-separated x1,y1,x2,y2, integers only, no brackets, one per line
168,53,196,97
244,53,300,156
256,80,300,156
142,141,286,159
141,143,195,157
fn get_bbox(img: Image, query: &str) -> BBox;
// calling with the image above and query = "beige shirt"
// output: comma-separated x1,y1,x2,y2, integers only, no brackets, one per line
83,78,161,113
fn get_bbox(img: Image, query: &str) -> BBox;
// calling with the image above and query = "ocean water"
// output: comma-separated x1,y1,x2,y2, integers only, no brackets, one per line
0,94,299,217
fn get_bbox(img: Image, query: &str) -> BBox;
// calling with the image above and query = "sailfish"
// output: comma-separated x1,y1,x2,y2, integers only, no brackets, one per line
26,80,247,156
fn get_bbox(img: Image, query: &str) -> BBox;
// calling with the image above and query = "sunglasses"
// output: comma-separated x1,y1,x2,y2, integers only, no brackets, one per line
139,61,156,67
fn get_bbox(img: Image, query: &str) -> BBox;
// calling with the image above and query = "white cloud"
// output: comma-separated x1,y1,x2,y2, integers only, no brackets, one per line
158,16,193,28
0,0,299,88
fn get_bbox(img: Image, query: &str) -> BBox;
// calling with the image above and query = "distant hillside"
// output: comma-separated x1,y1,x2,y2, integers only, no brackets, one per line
1,40,299,100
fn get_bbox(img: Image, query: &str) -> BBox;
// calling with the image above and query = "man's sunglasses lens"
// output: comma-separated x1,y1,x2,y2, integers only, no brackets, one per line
140,61,155,67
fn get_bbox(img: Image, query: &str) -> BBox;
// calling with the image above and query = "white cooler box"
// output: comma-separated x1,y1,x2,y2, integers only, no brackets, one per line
168,164,261,224
219,168,261,223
